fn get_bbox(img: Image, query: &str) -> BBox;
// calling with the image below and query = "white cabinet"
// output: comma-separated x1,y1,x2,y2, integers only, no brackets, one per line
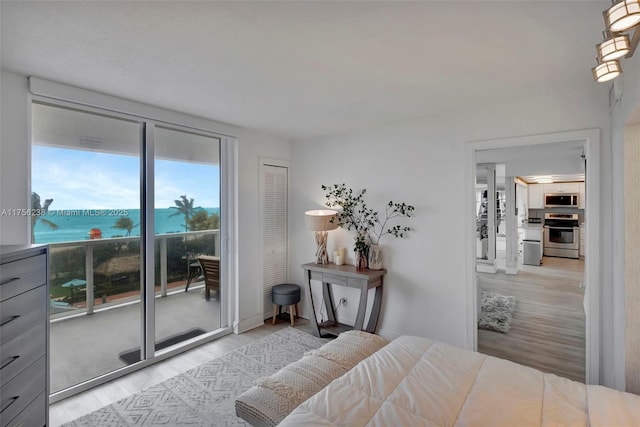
580,225,586,257
529,182,584,210
528,184,544,209
544,182,580,194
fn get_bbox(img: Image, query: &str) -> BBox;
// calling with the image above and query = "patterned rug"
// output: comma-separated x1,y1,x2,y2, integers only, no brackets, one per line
478,291,517,334
63,328,329,426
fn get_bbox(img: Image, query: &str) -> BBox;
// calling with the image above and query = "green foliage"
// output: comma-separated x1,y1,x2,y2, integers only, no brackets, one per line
112,216,137,236
31,192,58,243
187,210,220,231
169,194,202,232
321,183,415,250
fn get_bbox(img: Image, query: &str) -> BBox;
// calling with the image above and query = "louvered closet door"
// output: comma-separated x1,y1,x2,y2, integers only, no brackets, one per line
262,164,288,318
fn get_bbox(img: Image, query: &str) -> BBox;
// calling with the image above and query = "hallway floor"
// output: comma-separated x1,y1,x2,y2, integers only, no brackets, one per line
478,256,585,382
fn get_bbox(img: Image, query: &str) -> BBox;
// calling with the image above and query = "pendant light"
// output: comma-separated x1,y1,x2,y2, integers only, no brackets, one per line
592,60,623,82
605,0,640,32
597,33,631,60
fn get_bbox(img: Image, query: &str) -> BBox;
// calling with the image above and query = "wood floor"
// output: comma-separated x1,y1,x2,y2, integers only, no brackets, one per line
49,319,313,427
478,256,586,382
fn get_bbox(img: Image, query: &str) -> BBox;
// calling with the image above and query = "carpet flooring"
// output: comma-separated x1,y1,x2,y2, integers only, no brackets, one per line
63,328,329,426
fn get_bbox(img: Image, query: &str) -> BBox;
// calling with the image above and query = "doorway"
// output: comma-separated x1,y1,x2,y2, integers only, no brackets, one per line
465,129,601,384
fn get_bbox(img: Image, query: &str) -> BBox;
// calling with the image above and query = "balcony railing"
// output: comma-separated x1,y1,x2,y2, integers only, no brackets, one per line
48,229,220,318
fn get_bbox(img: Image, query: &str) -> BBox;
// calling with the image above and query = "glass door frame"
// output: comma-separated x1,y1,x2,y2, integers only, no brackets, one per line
32,96,237,403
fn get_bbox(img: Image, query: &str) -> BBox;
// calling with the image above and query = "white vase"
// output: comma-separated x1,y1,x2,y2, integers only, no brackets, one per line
368,244,383,270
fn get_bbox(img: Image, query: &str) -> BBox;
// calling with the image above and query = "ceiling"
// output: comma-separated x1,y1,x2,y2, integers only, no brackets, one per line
0,1,608,141
476,140,586,185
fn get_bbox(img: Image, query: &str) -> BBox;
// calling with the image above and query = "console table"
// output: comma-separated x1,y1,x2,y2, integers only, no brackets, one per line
302,263,385,338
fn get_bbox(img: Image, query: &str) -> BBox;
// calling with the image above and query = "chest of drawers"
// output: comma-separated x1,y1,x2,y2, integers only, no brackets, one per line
0,245,49,427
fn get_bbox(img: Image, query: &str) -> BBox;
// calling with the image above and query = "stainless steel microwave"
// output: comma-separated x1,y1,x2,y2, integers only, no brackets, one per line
544,193,579,208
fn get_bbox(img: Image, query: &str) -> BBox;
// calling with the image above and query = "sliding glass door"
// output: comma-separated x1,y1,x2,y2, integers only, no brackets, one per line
32,100,230,397
153,126,222,353
32,102,143,392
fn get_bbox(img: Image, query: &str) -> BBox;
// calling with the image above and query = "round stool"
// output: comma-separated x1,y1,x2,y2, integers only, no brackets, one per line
271,284,301,326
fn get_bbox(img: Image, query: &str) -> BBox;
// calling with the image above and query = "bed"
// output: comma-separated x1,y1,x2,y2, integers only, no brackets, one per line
278,335,640,426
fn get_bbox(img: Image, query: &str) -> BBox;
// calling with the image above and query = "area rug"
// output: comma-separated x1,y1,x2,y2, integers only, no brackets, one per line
63,327,329,427
119,328,207,365
478,291,516,334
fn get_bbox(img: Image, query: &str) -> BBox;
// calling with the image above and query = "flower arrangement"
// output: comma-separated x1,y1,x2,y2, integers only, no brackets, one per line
321,183,415,269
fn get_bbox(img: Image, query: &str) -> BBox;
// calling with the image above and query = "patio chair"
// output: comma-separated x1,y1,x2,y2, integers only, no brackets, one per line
185,254,204,292
197,255,220,301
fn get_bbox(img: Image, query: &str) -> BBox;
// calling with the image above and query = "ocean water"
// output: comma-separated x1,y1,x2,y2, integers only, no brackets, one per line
33,207,219,243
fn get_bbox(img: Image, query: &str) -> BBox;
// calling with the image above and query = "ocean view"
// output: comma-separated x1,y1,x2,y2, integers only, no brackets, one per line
34,207,220,244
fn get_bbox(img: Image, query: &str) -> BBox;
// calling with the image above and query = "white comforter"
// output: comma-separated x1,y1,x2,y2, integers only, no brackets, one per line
279,336,640,426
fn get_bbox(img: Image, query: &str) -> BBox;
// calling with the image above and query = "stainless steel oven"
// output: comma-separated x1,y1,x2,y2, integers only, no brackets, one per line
543,213,579,259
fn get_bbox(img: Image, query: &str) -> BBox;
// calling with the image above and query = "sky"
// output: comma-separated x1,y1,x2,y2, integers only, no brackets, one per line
32,146,220,210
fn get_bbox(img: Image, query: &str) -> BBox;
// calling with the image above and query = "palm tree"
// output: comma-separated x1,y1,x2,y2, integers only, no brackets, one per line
169,194,202,232
112,216,137,236
187,210,220,231
31,192,58,243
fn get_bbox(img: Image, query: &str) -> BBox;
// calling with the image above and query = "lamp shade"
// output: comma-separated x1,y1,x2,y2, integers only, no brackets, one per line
597,34,631,61
304,210,338,231
592,60,622,82
605,0,640,32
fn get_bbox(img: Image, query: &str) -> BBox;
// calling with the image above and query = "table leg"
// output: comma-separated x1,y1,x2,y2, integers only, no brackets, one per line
306,270,321,337
322,282,336,323
365,282,384,333
354,284,368,330
272,304,278,325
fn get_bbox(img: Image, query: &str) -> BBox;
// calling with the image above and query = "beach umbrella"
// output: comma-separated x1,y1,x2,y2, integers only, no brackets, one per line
61,278,87,288
61,278,87,303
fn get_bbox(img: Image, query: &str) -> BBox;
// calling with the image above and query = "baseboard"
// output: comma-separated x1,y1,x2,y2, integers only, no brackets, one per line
476,262,498,274
505,266,519,275
234,314,264,334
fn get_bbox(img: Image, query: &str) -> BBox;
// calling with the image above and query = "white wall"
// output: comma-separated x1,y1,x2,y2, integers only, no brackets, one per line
0,72,31,243
0,71,292,334
289,83,614,380
235,132,292,332
610,51,640,391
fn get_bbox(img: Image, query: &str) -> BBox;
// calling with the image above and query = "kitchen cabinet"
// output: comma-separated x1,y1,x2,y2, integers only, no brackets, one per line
529,182,584,210
528,184,544,209
0,245,49,427
544,182,580,194
580,225,586,257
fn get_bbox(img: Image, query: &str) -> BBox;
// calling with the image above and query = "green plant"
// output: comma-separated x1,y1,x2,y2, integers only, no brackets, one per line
169,194,202,232
112,216,137,236
321,183,415,250
187,210,220,231
31,192,58,243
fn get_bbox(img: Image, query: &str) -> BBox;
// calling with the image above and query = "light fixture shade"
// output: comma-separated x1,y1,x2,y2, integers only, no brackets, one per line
592,60,622,82
304,210,338,231
597,34,631,61
605,0,640,32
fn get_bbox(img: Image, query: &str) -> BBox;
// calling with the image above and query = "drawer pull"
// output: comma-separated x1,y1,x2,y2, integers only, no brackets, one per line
0,396,19,414
0,276,20,286
0,355,20,370
0,315,20,327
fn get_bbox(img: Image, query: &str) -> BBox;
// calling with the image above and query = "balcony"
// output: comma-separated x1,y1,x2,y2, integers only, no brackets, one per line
48,230,221,394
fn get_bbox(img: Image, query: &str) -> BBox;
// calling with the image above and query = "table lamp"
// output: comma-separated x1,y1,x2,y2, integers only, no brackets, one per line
305,210,338,264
